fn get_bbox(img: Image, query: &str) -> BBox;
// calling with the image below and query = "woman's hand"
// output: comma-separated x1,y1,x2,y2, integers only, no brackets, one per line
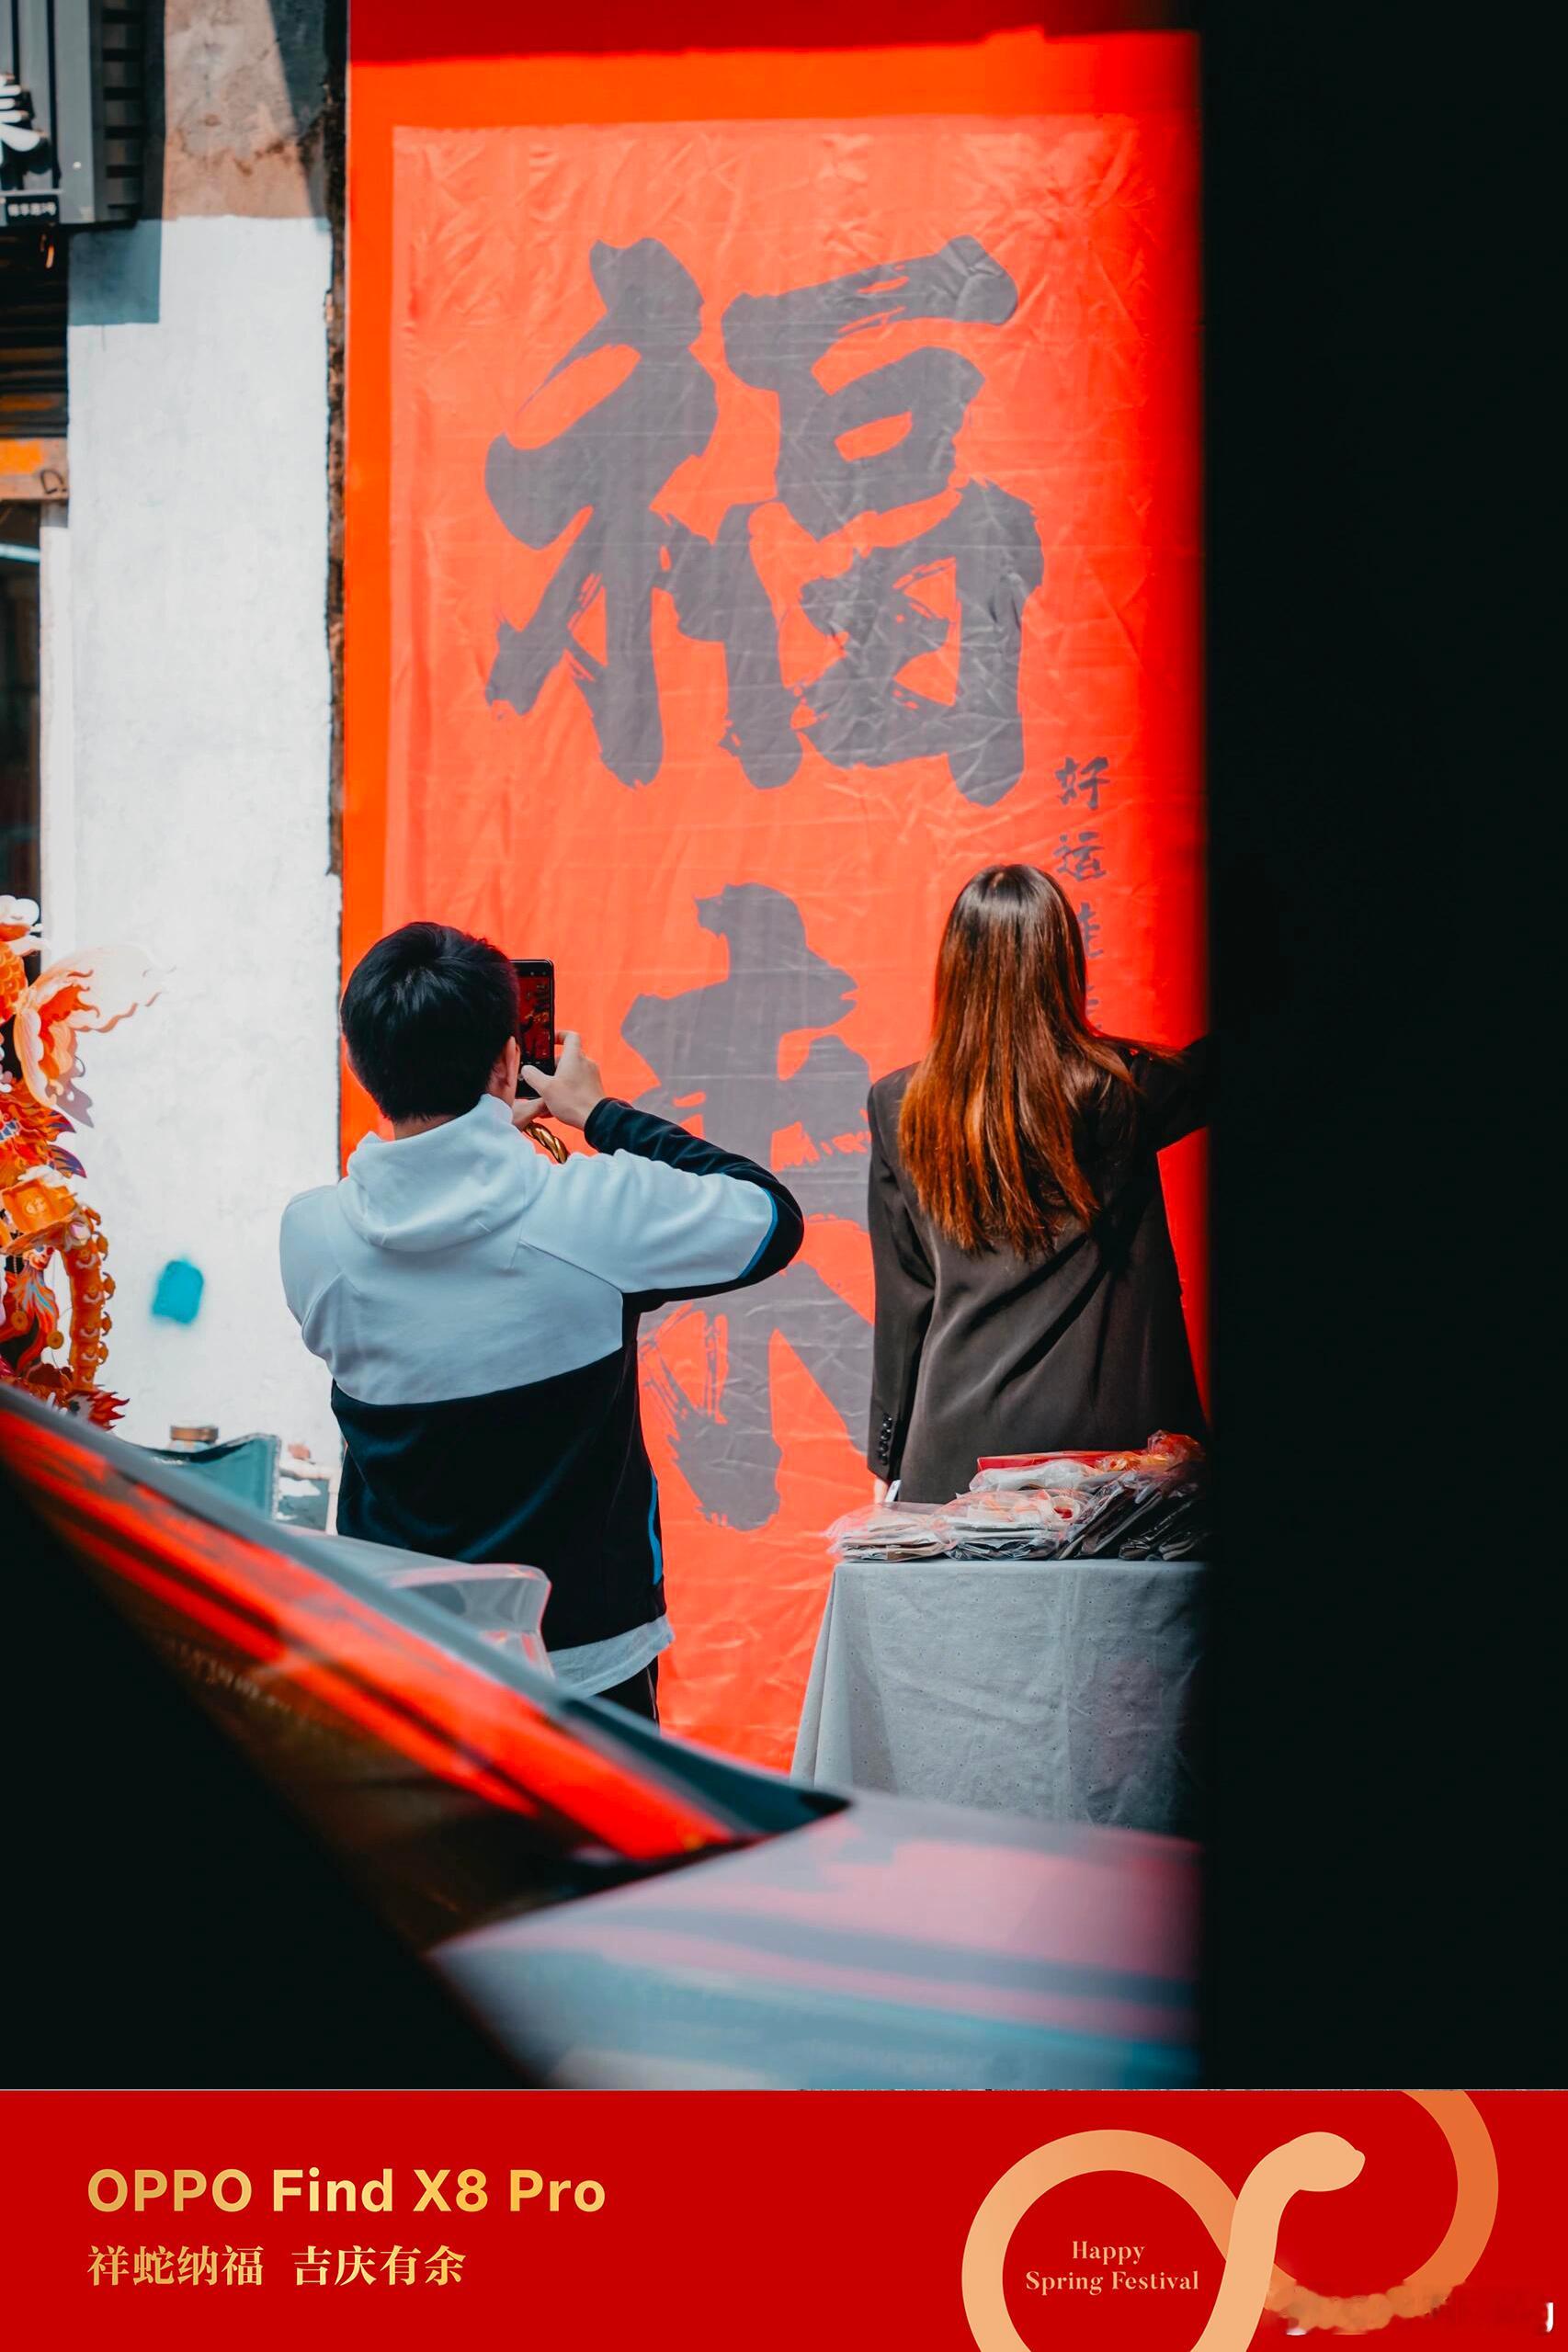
517,1030,606,1132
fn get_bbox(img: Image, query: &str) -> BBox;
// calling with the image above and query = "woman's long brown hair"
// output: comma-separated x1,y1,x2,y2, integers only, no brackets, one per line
899,865,1140,1256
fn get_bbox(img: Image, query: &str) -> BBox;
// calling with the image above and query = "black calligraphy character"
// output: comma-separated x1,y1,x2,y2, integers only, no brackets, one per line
1078,901,1104,960
622,885,872,1528
723,239,1041,806
662,506,801,791
795,480,1042,805
486,240,798,790
722,237,1019,539
486,240,710,787
1055,829,1105,884
1057,755,1108,811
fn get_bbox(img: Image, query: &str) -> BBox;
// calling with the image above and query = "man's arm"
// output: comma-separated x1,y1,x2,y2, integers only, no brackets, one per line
522,1034,803,1304
584,1096,803,1303
278,1188,331,1330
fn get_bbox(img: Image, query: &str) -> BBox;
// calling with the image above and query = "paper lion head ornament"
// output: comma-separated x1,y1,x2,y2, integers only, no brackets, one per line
1,897,163,1425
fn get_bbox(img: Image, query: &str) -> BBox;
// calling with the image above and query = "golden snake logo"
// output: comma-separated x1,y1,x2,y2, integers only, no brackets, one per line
962,2091,1497,2352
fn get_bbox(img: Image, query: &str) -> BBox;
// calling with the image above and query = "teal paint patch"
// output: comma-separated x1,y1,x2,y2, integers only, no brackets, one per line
152,1259,204,1324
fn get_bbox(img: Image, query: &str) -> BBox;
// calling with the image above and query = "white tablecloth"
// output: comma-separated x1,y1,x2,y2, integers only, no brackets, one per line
791,1556,1206,1835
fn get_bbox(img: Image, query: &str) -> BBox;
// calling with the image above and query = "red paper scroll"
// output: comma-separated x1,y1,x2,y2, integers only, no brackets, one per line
350,56,1201,1766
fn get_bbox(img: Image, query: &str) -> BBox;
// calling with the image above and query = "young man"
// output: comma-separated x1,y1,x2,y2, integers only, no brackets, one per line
279,922,802,1721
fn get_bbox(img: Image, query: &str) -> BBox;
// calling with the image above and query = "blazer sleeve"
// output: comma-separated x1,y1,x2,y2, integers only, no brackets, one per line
1133,1037,1213,1150
561,1096,803,1309
866,1085,935,1482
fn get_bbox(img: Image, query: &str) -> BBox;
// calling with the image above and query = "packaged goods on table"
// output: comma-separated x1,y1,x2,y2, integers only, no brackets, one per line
826,1503,953,1562
826,1433,1210,1564
937,1487,1089,1559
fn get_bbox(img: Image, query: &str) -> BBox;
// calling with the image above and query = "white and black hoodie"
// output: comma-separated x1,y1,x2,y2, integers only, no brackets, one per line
279,1096,803,1693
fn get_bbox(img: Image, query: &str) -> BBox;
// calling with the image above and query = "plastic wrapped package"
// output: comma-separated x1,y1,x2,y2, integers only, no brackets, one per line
329,1538,554,1675
1054,1475,1144,1559
939,1487,1087,1560
1143,1486,1212,1560
971,1459,1101,1491
1073,1474,1197,1560
971,1432,1202,1492
824,1502,953,1562
824,1488,1089,1563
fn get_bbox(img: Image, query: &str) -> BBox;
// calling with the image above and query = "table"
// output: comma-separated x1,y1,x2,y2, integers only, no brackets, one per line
791,1556,1207,1835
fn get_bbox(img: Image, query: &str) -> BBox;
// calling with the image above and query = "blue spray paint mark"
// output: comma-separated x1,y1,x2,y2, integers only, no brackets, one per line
152,1260,204,1324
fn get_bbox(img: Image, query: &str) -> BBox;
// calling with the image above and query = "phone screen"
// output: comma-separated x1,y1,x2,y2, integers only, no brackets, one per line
511,960,555,1098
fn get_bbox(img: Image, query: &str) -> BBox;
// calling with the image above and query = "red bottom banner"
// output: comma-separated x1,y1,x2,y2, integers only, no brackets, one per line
2,2091,1557,2349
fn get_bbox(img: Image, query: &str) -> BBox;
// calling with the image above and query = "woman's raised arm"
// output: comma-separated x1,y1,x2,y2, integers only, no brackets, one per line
865,1085,936,1483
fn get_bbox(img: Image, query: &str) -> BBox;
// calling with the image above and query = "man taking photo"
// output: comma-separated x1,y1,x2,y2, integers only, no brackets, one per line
280,922,803,1722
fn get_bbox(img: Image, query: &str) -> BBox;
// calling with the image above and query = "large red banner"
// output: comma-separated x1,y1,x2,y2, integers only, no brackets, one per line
347,28,1202,1764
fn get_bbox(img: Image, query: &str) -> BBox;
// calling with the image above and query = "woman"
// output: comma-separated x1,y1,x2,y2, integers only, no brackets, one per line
867,863,1209,1505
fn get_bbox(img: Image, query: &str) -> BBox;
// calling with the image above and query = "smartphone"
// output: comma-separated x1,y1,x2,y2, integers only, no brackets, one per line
511,960,555,1102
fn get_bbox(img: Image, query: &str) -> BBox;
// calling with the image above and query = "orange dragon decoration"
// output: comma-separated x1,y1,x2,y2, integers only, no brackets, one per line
1,896,161,1426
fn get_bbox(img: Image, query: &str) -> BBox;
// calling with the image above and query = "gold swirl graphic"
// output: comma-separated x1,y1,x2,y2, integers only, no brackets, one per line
961,2091,1497,2352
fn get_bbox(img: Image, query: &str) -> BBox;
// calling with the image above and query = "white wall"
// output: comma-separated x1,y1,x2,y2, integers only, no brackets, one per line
53,215,341,1459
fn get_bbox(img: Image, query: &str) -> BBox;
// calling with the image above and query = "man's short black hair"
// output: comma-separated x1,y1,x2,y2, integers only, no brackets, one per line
341,923,518,1121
